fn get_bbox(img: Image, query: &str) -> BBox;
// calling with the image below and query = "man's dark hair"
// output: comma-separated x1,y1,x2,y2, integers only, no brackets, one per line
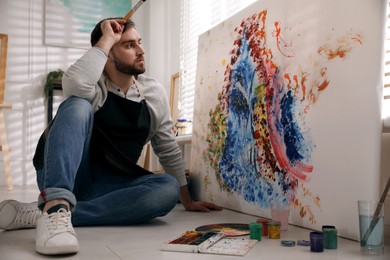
90,18,135,47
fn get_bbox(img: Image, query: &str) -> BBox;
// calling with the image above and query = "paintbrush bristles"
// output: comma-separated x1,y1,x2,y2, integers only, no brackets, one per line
123,0,147,20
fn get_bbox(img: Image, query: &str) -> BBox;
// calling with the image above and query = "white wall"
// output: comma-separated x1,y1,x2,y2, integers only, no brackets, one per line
0,0,180,186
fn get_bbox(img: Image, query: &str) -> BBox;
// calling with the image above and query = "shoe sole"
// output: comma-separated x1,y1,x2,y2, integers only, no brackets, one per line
35,245,79,255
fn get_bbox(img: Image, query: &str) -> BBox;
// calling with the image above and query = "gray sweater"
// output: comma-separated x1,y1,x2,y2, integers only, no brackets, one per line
62,47,186,186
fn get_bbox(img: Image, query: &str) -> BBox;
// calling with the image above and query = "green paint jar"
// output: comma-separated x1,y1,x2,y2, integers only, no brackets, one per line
249,222,262,241
323,228,338,249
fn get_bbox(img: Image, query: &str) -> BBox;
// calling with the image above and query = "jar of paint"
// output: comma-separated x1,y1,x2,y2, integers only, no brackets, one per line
249,222,262,241
256,218,269,236
323,228,338,249
175,119,192,136
310,231,324,252
268,221,281,239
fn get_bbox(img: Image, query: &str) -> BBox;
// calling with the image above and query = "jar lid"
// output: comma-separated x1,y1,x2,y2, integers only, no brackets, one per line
310,231,323,238
177,118,191,122
256,218,269,224
267,221,281,226
322,225,335,230
281,240,296,247
297,240,310,246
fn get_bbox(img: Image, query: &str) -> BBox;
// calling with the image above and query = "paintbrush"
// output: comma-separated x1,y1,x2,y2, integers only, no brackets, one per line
123,0,147,20
360,175,390,247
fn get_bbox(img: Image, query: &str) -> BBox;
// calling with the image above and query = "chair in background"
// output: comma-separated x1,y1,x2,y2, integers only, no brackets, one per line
0,34,12,190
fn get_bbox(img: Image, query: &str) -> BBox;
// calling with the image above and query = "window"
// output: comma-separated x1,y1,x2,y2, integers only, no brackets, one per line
179,0,256,121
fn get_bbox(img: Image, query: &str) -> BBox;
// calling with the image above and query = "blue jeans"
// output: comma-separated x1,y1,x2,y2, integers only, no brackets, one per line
36,97,180,226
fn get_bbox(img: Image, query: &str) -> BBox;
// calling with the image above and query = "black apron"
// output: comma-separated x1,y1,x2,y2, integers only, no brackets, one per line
90,92,152,176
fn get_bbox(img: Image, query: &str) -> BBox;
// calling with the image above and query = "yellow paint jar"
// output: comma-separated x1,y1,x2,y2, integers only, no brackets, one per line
268,221,281,239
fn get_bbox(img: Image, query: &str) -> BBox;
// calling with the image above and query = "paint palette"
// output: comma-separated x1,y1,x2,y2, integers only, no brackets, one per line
161,231,257,256
195,223,249,236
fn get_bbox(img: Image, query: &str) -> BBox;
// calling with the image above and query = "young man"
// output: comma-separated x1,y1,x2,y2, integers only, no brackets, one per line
0,18,221,255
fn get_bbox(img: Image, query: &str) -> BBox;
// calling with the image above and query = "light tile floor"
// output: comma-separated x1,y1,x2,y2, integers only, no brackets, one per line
0,185,389,260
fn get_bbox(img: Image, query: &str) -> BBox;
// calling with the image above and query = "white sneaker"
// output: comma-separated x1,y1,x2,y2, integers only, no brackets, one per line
35,208,79,255
0,200,40,230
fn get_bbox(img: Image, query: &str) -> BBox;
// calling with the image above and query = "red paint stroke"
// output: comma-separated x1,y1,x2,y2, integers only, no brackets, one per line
273,21,295,58
284,74,292,89
285,73,307,102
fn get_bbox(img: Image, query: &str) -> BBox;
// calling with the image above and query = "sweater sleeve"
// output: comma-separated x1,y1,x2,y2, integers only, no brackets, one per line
140,76,188,186
152,111,187,187
62,47,107,102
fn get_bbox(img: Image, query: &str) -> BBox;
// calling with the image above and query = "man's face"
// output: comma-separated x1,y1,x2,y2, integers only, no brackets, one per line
110,27,146,75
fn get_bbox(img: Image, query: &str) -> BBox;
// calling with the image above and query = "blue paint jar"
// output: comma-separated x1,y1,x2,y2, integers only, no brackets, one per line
310,231,324,252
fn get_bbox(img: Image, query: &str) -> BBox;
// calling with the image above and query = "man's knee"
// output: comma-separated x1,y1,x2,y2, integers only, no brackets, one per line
57,97,94,122
155,174,180,211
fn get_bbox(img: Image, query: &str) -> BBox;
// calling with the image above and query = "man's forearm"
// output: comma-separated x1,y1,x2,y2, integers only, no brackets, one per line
179,185,193,209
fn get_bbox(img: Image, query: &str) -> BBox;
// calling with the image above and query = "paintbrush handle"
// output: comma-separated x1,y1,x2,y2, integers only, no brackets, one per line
123,0,146,20
360,175,390,246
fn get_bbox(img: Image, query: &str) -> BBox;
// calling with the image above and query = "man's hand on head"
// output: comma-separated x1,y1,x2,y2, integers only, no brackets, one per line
95,19,126,55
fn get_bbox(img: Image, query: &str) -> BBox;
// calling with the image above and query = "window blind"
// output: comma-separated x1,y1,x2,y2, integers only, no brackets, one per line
179,0,256,122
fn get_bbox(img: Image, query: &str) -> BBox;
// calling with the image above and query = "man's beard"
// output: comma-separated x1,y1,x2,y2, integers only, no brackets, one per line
113,54,146,75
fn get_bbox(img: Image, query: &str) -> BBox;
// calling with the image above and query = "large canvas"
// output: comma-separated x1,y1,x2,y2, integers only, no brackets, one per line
190,0,387,240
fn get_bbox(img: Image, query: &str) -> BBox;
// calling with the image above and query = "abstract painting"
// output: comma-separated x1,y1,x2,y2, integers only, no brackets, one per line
44,0,130,48
190,0,386,240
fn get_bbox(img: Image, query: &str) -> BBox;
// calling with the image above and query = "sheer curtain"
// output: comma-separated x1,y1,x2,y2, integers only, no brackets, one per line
179,0,256,122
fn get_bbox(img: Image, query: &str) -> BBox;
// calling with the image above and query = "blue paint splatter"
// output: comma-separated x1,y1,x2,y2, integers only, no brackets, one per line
280,90,304,164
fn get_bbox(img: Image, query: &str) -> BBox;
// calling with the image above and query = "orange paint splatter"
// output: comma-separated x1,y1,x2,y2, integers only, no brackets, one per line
318,33,363,60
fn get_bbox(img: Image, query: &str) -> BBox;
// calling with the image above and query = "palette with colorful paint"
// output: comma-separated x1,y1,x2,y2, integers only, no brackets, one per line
195,223,249,236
